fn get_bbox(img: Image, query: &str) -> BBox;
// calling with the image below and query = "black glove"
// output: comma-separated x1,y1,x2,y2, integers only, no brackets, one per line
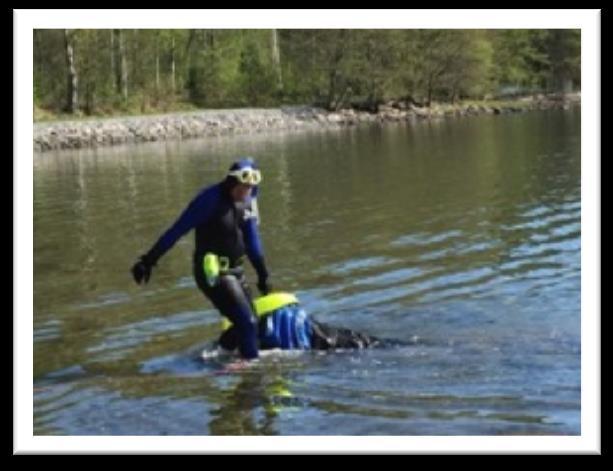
251,256,271,295
131,254,154,285
257,277,272,295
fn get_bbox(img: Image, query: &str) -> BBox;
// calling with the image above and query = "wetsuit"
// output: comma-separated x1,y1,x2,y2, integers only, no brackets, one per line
144,181,267,360
218,303,381,351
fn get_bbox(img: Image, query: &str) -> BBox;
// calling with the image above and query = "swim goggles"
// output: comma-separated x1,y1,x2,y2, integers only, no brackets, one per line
227,167,262,185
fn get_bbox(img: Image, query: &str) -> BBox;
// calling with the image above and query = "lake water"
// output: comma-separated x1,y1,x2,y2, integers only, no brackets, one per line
33,108,581,435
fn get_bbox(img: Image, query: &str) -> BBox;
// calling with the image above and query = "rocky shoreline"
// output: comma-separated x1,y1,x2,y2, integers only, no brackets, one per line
33,93,580,153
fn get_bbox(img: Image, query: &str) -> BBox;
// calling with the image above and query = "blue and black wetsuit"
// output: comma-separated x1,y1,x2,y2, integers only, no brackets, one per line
219,303,381,351
144,181,267,360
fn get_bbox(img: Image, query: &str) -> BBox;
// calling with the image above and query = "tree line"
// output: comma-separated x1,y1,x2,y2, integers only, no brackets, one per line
34,29,580,117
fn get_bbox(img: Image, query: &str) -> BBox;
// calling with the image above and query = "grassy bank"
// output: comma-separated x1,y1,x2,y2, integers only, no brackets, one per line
34,94,579,124
34,101,201,123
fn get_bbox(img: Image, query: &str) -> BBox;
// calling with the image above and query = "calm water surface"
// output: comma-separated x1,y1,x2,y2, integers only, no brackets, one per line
33,108,581,435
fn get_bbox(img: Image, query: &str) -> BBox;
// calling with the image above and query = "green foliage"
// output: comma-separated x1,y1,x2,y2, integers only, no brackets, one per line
238,40,276,106
33,28,581,118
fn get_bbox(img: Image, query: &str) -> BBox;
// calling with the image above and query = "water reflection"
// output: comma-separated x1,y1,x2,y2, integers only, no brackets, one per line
209,371,297,435
33,109,581,435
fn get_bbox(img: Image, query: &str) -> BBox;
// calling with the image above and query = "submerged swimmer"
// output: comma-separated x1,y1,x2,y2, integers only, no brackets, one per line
217,292,382,353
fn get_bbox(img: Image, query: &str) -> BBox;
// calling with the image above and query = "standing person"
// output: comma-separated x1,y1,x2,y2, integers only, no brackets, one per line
131,158,271,360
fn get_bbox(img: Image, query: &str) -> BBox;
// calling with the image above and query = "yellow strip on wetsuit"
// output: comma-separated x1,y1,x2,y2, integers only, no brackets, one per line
220,292,299,331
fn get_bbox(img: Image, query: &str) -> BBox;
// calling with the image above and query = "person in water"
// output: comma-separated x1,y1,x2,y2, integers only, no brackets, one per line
131,158,379,359
217,292,380,353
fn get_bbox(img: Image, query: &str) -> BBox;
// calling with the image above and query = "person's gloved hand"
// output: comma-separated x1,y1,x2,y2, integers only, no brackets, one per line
131,255,154,285
257,277,272,295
